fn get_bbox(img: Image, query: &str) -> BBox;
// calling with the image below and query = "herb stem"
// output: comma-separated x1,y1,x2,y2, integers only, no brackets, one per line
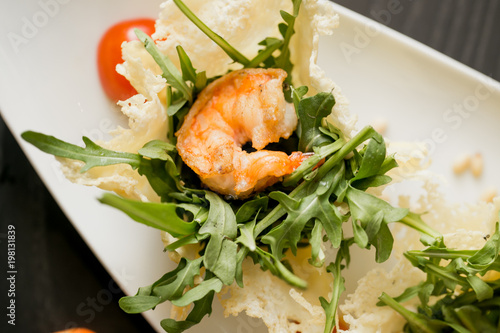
323,255,345,333
283,138,345,187
378,293,440,333
166,86,175,144
173,0,250,66
275,0,302,70
253,180,307,237
317,126,377,180
246,40,283,68
406,249,476,260
399,215,442,240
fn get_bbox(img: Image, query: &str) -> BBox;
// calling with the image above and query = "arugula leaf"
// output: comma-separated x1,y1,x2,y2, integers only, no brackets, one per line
119,295,161,314
346,186,408,262
161,290,215,333
308,220,325,267
198,191,238,285
379,293,451,333
21,131,141,172
176,45,207,92
98,193,197,237
283,138,345,187
262,161,344,269
138,140,176,160
209,239,238,285
274,0,302,79
247,38,283,68
235,196,268,223
379,221,500,332
274,256,308,289
135,29,193,104
172,0,250,66
350,135,386,183
468,222,500,270
320,239,350,333
236,219,257,252
138,159,179,201
153,257,203,300
296,92,336,152
120,258,189,313
164,234,199,252
172,276,223,307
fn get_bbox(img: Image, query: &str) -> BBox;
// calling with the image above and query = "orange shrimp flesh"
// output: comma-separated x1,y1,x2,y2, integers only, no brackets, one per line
176,68,308,198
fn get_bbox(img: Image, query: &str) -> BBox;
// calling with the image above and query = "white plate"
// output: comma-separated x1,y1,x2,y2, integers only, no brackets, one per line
1,1,499,332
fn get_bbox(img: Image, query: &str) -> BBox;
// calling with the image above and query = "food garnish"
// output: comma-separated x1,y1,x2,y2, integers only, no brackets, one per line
97,18,156,101
22,0,500,332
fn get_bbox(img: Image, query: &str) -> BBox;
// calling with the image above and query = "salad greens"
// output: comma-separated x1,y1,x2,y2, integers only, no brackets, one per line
21,0,500,332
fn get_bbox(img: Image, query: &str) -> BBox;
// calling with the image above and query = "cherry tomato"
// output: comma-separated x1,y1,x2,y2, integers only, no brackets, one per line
54,329,96,333
97,18,156,102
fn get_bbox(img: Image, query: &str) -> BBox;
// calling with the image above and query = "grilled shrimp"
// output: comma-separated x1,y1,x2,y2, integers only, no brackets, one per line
176,68,307,198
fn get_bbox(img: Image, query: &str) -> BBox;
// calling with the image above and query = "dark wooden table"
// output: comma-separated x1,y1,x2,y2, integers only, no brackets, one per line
1,1,499,332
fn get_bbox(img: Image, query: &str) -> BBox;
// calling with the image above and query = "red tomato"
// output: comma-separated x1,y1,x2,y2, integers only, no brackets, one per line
54,329,96,333
97,18,156,102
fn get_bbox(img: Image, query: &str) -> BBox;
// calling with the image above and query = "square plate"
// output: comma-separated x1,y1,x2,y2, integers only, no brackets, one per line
1,1,499,332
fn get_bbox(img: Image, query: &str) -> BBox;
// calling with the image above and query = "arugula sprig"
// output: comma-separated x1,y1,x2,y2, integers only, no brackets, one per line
378,222,500,333
172,0,301,80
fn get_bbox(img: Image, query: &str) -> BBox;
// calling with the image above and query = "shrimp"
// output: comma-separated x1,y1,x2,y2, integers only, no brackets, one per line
176,68,308,198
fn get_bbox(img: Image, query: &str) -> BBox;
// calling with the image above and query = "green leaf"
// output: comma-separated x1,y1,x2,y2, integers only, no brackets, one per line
199,191,237,283
167,99,188,117
21,131,142,172
119,295,161,314
399,212,443,245
161,290,215,333
98,193,197,237
297,92,336,152
176,45,208,92
378,293,451,333
237,219,257,252
235,247,250,288
466,276,493,302
152,257,203,301
138,140,176,160
347,186,408,225
308,220,325,267
119,258,190,313
346,186,407,262
283,137,345,187
172,0,250,66
138,159,179,202
263,161,344,261
247,38,283,68
274,257,308,289
315,125,381,180
274,0,302,78
135,29,192,103
172,277,223,307
352,219,369,249
468,222,500,270
351,175,393,191
235,196,268,223
176,45,197,83
350,135,386,183
165,234,199,252
321,242,347,333
209,239,238,285
454,305,498,333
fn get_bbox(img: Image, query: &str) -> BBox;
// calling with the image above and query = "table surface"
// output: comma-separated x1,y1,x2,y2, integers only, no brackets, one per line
1,1,499,332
